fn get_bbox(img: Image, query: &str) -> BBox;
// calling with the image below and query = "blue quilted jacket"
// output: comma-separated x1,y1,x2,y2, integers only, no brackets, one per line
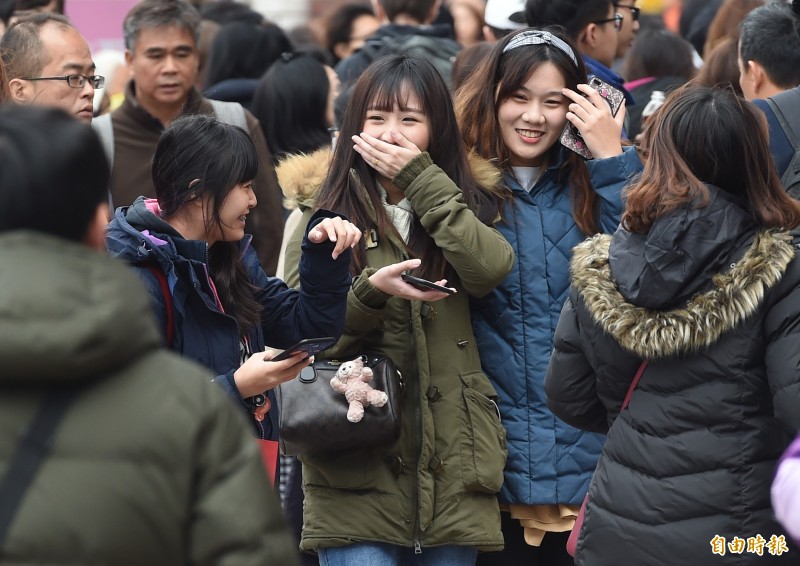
471,146,642,505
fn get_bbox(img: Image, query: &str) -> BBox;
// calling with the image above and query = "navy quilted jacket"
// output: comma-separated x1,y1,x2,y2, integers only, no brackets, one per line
471,146,642,505
106,197,352,440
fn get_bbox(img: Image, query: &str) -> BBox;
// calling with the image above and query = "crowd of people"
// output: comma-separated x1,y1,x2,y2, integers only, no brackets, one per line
1,0,800,565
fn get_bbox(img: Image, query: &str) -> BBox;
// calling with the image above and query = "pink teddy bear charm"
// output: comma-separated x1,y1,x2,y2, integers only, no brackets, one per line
330,356,389,422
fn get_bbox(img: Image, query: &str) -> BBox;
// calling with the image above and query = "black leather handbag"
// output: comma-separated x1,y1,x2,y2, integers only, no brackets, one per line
275,355,405,456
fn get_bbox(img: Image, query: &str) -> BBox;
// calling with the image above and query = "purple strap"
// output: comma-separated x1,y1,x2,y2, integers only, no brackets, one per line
622,360,649,411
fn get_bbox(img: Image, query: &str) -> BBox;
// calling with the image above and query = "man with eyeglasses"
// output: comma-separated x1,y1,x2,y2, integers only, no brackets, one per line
525,0,635,135
613,1,640,59
1,13,100,123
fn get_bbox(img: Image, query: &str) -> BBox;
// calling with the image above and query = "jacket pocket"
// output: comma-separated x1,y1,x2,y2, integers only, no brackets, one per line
300,448,389,491
460,371,507,493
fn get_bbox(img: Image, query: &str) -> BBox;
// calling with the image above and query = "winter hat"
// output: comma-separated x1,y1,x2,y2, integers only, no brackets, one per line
484,0,527,32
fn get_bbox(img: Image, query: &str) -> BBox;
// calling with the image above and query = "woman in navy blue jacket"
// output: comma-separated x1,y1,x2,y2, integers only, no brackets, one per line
106,115,361,440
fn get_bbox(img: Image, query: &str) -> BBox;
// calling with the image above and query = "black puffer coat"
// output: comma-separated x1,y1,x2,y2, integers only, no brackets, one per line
545,187,800,565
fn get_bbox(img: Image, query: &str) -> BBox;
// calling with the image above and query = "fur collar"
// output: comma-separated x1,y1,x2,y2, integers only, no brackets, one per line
570,230,795,359
276,148,504,209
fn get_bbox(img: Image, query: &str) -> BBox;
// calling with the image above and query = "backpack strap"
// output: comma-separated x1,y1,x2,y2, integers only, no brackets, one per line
765,89,800,195
209,99,248,130
765,88,800,148
93,113,115,171
92,113,116,211
142,264,174,348
0,388,80,547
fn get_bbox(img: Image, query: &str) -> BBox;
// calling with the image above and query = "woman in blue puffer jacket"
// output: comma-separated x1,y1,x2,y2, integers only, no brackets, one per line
455,29,642,565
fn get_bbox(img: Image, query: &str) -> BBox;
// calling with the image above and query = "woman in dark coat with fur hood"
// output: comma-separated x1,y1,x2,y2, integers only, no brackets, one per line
545,85,800,565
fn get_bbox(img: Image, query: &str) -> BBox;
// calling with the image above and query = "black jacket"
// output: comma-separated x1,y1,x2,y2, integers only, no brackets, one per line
334,23,459,90
106,198,352,439
546,187,800,564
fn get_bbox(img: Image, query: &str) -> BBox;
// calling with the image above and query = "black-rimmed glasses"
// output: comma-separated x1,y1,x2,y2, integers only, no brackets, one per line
21,74,105,89
592,13,624,32
614,3,641,22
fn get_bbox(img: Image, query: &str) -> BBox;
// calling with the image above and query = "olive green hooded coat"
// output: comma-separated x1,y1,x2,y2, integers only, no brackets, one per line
279,149,514,553
0,232,298,566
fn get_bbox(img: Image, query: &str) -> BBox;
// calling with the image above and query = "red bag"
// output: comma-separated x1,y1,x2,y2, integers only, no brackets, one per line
566,360,649,557
259,440,279,486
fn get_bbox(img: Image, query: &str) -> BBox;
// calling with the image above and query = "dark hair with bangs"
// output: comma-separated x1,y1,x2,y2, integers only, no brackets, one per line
455,28,606,235
153,115,261,334
314,53,505,282
623,85,800,233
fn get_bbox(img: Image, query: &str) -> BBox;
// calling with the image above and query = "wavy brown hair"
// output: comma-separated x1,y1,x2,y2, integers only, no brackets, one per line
455,28,602,235
624,84,800,233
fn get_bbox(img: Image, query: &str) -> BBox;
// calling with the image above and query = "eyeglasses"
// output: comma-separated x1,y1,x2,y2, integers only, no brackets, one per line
21,74,105,89
592,13,624,32
614,3,641,22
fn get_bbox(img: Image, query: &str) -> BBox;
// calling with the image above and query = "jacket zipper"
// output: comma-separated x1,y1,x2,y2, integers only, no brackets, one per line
200,253,267,439
409,287,424,555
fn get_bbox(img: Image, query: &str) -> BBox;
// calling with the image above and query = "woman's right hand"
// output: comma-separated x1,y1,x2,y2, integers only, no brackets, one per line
369,258,455,301
562,84,626,159
233,350,312,398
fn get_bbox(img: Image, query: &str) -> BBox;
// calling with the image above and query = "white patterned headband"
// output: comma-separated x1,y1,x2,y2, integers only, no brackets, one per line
502,30,579,70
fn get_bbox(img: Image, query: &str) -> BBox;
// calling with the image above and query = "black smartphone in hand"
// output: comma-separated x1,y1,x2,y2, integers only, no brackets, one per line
270,337,336,362
401,273,456,295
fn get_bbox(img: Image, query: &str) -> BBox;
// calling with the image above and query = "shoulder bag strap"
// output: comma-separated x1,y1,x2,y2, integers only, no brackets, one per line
0,388,80,547
621,359,649,411
209,99,248,131
142,263,174,348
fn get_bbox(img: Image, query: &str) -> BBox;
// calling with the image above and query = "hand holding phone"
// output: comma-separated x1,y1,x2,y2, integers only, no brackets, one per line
401,273,456,295
270,337,337,362
560,77,625,160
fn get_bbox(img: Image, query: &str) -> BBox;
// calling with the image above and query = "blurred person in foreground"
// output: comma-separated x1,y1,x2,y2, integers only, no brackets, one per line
0,104,299,565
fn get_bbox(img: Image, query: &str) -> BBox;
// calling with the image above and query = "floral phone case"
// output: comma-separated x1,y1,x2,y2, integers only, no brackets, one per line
560,76,625,160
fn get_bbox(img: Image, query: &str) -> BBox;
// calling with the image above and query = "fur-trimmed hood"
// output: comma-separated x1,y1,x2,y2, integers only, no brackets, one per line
571,229,795,359
276,147,504,209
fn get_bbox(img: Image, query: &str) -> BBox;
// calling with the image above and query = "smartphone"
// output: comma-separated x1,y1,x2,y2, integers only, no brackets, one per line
560,76,625,160
270,337,337,362
401,273,456,295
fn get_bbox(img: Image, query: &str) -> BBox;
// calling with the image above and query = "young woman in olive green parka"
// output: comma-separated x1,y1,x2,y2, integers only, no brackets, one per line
280,54,515,564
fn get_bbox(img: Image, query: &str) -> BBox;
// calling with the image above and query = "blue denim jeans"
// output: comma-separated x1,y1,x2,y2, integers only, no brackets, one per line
318,543,478,566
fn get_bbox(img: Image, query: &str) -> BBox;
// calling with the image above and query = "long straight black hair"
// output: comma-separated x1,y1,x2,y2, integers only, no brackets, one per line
314,53,503,281
152,115,261,335
251,52,332,164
